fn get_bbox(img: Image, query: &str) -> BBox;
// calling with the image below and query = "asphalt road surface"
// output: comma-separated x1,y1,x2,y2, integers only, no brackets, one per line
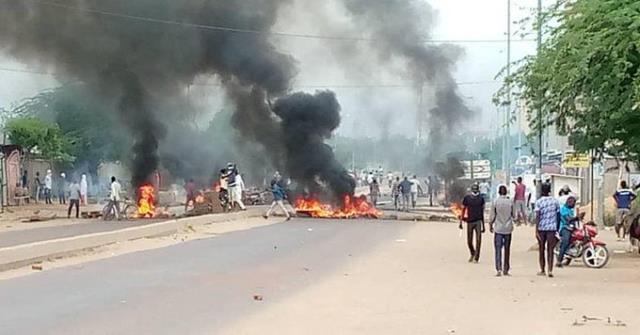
1,218,639,335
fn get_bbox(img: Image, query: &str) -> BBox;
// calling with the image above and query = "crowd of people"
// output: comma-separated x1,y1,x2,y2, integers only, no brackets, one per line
459,178,636,277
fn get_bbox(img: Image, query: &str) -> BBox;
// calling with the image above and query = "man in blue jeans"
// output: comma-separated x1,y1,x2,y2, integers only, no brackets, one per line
557,195,583,267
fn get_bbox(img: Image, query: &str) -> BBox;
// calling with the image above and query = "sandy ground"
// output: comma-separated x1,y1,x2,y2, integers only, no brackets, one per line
0,216,280,280
217,223,640,335
0,203,104,231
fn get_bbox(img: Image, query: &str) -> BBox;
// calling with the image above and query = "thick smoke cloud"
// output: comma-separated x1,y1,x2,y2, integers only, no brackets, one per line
0,0,356,197
0,0,292,185
342,0,472,147
273,91,355,198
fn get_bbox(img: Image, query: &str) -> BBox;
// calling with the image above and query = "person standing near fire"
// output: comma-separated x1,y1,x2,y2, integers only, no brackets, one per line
391,176,401,210
369,178,380,206
57,172,67,205
44,169,53,204
34,171,42,203
67,178,81,219
461,183,485,263
184,178,196,211
80,174,88,205
110,176,122,220
399,176,412,212
226,163,246,210
264,176,292,220
409,174,422,209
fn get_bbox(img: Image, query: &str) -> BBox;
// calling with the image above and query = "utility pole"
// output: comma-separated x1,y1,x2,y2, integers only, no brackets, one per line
505,0,512,184
536,0,543,197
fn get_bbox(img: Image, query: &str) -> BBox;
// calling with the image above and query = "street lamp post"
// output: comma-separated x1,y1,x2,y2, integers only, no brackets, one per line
536,0,543,198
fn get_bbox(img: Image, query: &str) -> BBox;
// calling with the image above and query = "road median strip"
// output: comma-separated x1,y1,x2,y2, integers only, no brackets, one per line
0,209,265,272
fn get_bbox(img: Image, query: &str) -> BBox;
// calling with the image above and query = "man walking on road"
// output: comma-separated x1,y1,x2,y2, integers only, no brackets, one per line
613,180,636,241
513,177,528,225
264,177,291,220
57,172,67,204
44,169,53,204
535,183,560,277
391,176,401,210
462,183,485,263
409,175,422,209
369,178,380,206
399,176,412,212
489,185,514,276
110,176,122,220
67,179,81,219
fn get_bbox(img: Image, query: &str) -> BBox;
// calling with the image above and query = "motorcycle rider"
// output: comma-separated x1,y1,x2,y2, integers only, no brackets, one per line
557,195,585,267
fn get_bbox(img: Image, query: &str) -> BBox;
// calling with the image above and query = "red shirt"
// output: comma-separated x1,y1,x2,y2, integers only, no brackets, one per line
514,183,526,201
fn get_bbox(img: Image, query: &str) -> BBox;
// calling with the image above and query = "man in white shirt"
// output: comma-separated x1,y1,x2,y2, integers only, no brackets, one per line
44,169,53,204
110,176,122,219
409,175,422,209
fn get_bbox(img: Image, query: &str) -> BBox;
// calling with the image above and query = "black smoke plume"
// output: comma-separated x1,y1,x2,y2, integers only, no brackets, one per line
0,0,355,196
342,0,472,148
273,91,355,198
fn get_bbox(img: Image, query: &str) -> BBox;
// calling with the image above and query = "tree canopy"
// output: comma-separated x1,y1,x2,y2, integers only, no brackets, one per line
499,0,640,161
4,116,74,163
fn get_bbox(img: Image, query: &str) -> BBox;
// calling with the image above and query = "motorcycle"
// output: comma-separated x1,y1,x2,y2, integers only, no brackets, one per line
555,221,610,268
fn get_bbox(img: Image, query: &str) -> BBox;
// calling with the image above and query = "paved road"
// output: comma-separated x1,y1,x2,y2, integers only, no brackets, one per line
0,220,156,248
0,219,410,335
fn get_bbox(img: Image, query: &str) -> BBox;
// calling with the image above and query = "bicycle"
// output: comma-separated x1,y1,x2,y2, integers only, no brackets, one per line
102,197,138,221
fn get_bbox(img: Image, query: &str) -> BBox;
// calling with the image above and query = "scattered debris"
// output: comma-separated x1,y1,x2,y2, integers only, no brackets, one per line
395,239,406,243
303,267,310,272
560,307,573,311
253,295,263,301
582,315,601,322
572,319,585,327
31,264,43,271
447,329,456,333
23,214,57,223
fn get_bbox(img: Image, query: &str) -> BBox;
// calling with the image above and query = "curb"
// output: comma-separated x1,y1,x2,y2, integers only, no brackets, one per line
0,208,265,272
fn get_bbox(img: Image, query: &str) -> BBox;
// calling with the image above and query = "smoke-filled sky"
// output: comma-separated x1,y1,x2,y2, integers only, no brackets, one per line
0,0,542,140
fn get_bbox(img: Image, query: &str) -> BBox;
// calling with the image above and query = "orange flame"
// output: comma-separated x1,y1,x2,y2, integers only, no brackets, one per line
450,202,466,220
195,194,205,204
295,194,383,219
136,184,156,218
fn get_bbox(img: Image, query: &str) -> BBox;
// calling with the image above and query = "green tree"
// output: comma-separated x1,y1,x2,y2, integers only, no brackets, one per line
4,116,74,163
498,0,640,161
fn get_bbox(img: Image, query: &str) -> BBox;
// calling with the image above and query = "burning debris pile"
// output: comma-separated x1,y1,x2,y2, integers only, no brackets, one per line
136,184,156,218
295,195,382,219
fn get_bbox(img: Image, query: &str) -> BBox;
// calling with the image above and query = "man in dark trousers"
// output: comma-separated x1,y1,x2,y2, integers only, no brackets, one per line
461,183,486,263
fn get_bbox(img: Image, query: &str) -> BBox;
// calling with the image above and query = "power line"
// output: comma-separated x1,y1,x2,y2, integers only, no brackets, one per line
20,0,536,44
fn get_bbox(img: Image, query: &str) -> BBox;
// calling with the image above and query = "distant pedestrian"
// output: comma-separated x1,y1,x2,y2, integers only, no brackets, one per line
109,176,122,220
264,178,291,220
489,185,514,276
57,172,67,204
391,176,401,210
535,183,560,277
369,178,380,206
409,175,422,209
427,176,435,207
613,180,636,241
228,164,246,210
480,181,490,202
184,178,196,211
21,170,28,188
557,185,575,207
513,177,528,225
34,171,42,203
67,179,81,219
80,174,88,205
387,173,393,189
44,169,53,204
399,176,412,212
462,183,486,263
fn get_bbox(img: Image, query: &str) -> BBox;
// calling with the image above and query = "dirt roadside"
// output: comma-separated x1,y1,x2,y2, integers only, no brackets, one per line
218,223,640,335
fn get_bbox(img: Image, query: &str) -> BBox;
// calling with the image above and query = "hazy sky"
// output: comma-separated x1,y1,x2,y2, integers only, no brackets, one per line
0,0,543,138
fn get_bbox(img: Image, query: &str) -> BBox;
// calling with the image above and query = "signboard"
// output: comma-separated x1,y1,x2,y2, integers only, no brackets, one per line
461,160,491,180
564,153,590,168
